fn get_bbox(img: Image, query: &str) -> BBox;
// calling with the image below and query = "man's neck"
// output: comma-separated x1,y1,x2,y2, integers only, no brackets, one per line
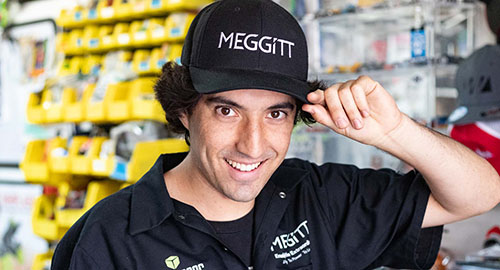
164,153,255,221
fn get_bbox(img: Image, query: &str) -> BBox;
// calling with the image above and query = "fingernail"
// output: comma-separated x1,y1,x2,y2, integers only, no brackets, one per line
336,118,348,128
361,110,370,117
353,119,363,129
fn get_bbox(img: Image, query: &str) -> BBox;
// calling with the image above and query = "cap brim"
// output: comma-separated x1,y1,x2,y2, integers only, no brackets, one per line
448,105,500,125
189,67,310,104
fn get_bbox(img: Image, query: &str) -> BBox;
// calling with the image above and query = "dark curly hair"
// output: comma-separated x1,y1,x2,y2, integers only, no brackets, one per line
154,62,326,144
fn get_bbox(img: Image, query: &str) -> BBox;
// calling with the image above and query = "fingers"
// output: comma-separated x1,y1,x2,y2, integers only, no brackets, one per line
305,76,375,130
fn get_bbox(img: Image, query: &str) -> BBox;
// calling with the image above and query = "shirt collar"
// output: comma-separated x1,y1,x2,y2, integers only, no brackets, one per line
129,153,309,235
129,152,187,235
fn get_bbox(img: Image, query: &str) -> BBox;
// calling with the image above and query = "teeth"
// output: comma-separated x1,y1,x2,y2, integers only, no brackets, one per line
225,159,261,172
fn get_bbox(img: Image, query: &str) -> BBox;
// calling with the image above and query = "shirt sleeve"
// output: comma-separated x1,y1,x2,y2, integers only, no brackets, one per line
315,163,443,269
51,211,90,270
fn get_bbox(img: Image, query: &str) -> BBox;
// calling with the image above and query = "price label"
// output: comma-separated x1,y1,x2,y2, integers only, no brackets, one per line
89,38,99,48
134,31,147,41
101,7,114,18
92,160,105,172
152,28,165,38
118,33,130,44
151,0,161,8
140,61,149,71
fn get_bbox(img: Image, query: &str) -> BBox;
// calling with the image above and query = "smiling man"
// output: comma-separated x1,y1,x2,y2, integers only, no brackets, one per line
52,0,500,269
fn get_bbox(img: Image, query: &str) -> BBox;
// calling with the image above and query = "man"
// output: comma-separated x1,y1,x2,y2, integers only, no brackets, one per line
52,0,500,269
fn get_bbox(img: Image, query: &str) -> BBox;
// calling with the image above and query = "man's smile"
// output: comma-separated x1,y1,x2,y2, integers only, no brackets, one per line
225,158,264,172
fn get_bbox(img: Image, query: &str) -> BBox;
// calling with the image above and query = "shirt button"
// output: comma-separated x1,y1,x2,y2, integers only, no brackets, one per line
178,215,185,220
223,247,228,251
279,191,286,199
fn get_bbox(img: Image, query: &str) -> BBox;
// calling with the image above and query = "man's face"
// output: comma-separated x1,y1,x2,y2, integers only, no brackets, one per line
181,89,296,203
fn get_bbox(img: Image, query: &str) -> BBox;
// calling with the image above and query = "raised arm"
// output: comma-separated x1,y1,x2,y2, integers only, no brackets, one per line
302,75,500,228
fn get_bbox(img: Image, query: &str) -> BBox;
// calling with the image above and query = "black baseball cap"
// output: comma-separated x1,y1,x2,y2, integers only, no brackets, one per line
448,45,500,124
181,0,310,103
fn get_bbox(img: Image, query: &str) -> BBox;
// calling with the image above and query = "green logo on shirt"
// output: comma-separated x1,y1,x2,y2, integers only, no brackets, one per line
165,256,180,269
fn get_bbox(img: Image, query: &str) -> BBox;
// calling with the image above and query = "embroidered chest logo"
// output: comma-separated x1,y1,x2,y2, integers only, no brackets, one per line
270,220,311,265
165,255,205,270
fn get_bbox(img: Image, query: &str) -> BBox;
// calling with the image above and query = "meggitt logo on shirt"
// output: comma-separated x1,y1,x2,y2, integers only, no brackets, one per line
218,32,295,58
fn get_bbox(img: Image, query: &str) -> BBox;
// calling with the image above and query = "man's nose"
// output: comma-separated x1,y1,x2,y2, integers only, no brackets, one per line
236,118,266,159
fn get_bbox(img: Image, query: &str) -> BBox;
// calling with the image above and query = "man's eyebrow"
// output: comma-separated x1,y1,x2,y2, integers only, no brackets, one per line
205,96,244,109
267,102,295,111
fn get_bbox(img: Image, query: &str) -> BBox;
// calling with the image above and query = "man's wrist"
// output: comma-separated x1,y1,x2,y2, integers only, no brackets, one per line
376,114,420,162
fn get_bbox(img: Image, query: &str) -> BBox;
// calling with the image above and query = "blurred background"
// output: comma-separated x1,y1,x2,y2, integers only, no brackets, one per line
0,0,498,269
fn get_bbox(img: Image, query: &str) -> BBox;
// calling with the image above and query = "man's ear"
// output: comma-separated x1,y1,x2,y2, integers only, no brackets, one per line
179,111,189,130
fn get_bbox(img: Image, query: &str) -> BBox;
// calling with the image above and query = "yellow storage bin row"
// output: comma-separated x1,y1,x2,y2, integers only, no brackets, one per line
55,180,121,228
57,55,102,77
20,138,68,185
32,194,66,241
26,77,164,124
57,0,210,28
108,138,189,183
57,13,194,55
31,179,121,241
132,43,183,75
22,136,187,183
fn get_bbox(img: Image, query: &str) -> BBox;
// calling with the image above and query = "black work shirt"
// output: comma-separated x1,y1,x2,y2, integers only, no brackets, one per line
52,152,442,270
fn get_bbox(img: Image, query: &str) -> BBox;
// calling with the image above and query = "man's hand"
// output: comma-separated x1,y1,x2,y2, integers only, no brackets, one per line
302,75,404,147
303,76,500,228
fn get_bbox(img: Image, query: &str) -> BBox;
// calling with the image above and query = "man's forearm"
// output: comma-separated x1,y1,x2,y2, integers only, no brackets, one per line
378,114,500,222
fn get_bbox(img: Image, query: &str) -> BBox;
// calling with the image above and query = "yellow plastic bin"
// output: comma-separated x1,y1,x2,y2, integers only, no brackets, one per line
97,0,116,23
91,138,114,178
132,49,152,75
20,140,49,183
32,195,66,241
57,6,86,28
20,139,67,185
82,25,99,52
26,91,46,124
47,137,70,174
111,139,189,183
58,56,83,77
130,77,165,122
130,19,151,47
114,0,133,20
65,84,95,123
85,84,109,123
148,18,167,45
45,87,75,123
71,137,108,175
99,26,115,51
56,9,72,27
165,13,195,42
32,250,54,270
131,0,149,18
106,81,132,122
112,23,132,49
81,55,102,76
86,5,99,24
66,29,84,55
55,180,121,228
68,136,92,175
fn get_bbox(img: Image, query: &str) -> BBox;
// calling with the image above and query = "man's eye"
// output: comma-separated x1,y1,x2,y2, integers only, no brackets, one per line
216,107,236,116
268,111,286,119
